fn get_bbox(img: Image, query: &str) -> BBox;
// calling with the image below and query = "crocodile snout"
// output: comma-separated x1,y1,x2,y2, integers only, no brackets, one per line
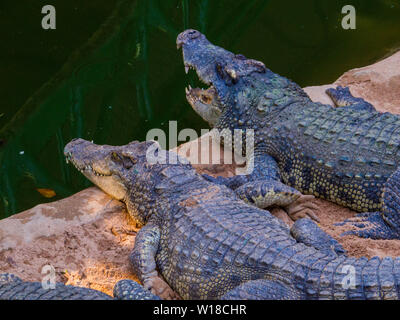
63,138,93,161
64,138,86,150
176,29,202,49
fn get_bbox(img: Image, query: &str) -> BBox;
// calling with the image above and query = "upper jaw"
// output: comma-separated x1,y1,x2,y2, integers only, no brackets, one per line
176,29,205,50
177,30,219,88
181,53,215,88
183,61,211,86
64,139,113,177
65,152,111,177
178,34,228,114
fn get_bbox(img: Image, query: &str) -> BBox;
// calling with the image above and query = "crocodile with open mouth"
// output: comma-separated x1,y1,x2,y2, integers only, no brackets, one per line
177,29,400,240
4,30,400,300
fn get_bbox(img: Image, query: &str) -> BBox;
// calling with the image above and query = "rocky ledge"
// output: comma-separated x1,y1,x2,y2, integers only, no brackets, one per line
1,51,400,296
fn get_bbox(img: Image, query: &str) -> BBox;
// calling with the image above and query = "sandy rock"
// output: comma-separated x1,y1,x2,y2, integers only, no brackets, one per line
335,51,400,114
1,51,400,295
303,84,336,107
0,187,139,296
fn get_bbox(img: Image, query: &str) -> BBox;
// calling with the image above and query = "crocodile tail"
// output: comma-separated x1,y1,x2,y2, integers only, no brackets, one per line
0,273,112,300
285,248,400,299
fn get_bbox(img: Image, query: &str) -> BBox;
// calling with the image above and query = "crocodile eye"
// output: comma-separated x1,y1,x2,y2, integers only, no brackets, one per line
216,63,225,79
200,94,212,104
215,63,238,85
245,59,266,73
225,67,238,84
111,152,122,162
111,152,136,169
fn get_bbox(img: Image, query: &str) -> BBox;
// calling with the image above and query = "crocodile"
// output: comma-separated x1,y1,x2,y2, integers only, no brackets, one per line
0,273,160,300
0,272,160,300
178,29,400,240
59,137,400,300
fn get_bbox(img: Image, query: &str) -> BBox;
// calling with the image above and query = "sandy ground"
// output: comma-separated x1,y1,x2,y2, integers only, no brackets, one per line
0,188,139,296
1,51,400,296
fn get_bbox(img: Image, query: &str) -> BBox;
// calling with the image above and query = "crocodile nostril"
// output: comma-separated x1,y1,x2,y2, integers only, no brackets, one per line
187,30,200,39
176,29,202,48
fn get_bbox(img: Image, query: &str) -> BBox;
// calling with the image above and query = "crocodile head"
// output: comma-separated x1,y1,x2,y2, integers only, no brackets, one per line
177,29,308,129
64,138,158,226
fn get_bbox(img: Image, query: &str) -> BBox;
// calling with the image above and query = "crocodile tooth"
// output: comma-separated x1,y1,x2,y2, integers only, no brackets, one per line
185,87,189,94
188,84,192,90
185,65,189,74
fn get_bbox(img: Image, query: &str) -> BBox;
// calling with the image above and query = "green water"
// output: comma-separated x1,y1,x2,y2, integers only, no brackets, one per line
1,0,400,218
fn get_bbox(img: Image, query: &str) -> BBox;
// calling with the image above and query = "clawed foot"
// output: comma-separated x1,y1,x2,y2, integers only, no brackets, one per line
326,86,354,107
325,86,376,112
291,218,346,256
143,276,181,300
284,195,320,222
335,212,400,240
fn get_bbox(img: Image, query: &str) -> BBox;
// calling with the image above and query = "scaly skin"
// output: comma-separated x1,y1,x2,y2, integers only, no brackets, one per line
63,138,400,300
0,273,112,300
178,29,400,240
0,273,159,300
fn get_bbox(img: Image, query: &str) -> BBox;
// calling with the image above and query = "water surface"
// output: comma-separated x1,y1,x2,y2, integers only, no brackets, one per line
1,0,400,217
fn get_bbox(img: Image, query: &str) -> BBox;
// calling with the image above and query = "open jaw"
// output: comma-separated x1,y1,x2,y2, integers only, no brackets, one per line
176,29,238,121
185,84,218,107
180,51,224,125
183,61,218,106
183,79,222,125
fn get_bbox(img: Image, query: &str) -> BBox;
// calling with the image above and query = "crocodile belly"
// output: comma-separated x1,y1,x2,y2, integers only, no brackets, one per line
279,155,385,212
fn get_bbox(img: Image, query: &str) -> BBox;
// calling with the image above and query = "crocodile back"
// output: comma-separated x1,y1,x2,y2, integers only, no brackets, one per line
153,178,400,300
270,103,400,212
154,182,297,299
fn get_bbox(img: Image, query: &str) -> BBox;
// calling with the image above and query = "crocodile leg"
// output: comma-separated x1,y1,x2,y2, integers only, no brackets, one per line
203,153,319,221
290,218,346,256
113,279,161,300
129,223,179,299
335,166,400,240
325,86,376,112
220,279,301,300
235,179,319,222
